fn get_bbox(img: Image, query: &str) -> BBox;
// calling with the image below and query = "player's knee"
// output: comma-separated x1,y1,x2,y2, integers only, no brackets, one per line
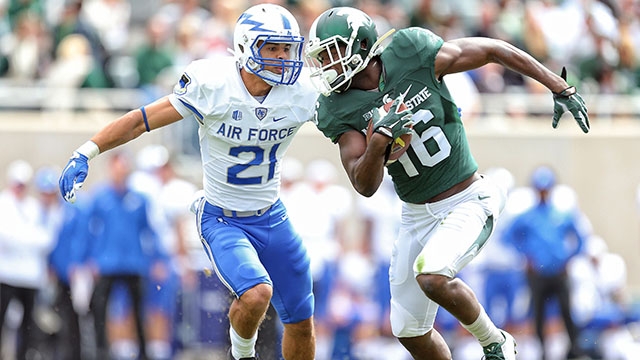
390,299,433,338
284,317,314,339
240,283,272,315
416,273,449,301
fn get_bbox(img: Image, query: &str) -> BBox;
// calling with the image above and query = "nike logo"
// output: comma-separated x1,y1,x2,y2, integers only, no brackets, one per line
273,116,286,122
478,195,491,201
63,159,77,174
399,84,413,102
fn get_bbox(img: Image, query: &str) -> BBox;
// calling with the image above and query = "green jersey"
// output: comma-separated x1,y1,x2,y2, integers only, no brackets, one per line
315,27,478,203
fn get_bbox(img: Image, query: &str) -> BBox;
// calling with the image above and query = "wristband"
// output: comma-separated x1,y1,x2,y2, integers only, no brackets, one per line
140,106,151,132
76,141,100,160
374,126,394,140
554,86,576,97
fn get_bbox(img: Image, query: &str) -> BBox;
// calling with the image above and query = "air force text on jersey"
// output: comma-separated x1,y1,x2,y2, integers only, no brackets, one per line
217,122,298,142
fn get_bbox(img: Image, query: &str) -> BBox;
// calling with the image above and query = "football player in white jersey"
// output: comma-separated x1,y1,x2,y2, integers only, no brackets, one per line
58,4,318,360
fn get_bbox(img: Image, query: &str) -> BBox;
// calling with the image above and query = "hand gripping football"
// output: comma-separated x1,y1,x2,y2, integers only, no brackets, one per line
366,100,413,164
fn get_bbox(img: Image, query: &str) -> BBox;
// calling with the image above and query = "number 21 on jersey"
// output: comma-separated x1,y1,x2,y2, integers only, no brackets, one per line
227,143,281,185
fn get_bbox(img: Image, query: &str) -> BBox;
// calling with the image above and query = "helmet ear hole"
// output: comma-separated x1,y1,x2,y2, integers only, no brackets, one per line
360,39,368,51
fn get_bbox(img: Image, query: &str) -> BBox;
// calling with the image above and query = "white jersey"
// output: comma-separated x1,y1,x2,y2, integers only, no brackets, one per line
169,57,318,211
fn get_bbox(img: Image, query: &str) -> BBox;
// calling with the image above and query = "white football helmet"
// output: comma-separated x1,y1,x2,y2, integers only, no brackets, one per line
233,4,304,86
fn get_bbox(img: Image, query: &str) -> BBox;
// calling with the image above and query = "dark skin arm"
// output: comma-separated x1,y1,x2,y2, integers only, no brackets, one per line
337,128,390,197
435,37,570,93
338,37,571,197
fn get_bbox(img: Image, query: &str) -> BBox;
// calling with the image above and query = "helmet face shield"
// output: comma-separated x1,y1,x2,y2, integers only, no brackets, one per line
247,33,304,86
305,7,378,96
305,35,356,96
234,4,305,86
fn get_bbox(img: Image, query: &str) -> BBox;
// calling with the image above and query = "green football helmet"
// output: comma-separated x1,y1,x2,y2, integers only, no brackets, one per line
305,7,381,96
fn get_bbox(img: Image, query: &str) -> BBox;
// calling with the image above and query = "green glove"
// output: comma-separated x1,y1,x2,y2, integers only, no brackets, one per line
552,67,590,133
373,97,413,139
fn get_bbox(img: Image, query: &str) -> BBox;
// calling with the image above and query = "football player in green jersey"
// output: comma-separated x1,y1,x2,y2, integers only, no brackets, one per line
305,6,589,360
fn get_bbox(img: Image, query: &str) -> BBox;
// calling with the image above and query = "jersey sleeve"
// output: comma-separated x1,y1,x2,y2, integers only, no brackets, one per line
391,28,443,66
315,95,357,143
382,28,443,87
168,60,209,123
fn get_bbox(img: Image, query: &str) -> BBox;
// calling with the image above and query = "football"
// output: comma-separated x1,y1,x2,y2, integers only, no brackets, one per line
366,101,412,164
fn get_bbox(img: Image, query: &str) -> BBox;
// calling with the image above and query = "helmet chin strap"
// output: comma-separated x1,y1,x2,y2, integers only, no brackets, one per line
323,69,339,83
245,58,285,87
324,68,353,93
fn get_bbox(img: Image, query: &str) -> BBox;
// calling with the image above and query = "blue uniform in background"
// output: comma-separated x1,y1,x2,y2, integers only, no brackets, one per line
86,181,166,359
503,176,588,359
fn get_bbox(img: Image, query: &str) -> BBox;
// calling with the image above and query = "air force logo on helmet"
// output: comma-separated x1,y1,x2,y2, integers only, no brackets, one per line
233,4,304,86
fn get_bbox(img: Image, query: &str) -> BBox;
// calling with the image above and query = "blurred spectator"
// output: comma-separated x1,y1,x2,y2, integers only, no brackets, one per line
171,14,206,71
81,0,131,55
280,159,353,360
154,0,210,35
568,234,636,359
198,0,241,58
355,172,400,339
85,151,166,360
279,156,304,206
50,0,109,86
502,165,590,360
130,144,199,359
0,0,635,97
474,167,529,334
6,0,44,29
135,14,174,91
295,0,330,38
0,160,54,360
1,10,50,83
346,171,406,359
31,165,88,360
324,273,367,360
41,33,101,109
45,168,90,360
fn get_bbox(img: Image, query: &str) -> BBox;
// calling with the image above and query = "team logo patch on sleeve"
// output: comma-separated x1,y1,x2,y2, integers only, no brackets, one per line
255,107,268,120
173,73,191,95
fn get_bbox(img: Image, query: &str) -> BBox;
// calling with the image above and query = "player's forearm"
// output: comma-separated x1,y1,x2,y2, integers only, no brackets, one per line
489,39,569,93
90,109,148,154
350,160,385,197
341,133,388,197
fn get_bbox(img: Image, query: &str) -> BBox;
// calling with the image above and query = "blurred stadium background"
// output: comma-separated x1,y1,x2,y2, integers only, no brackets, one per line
1,0,640,359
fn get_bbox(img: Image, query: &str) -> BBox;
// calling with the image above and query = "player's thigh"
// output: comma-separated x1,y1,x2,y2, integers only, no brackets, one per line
414,200,495,278
389,224,440,338
260,211,313,324
200,219,270,298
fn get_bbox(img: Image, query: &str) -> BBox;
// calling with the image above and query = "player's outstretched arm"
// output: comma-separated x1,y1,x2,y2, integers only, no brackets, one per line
59,96,183,203
436,37,589,133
